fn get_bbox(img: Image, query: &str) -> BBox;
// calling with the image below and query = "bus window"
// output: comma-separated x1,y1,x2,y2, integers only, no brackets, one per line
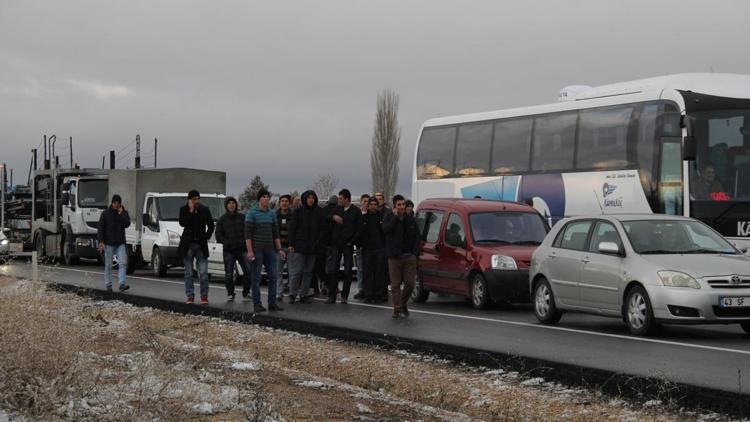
576,106,634,169
637,104,659,198
531,112,577,171
417,127,456,179
658,142,683,215
455,123,492,177
492,118,533,174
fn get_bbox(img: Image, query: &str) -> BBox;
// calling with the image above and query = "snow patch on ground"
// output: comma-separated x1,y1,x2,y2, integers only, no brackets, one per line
231,362,258,371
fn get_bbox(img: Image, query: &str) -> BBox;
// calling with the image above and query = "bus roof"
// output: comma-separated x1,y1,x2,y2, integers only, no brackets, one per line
423,73,750,127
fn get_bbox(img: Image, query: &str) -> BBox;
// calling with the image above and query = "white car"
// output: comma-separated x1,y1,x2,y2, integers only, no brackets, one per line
530,214,750,336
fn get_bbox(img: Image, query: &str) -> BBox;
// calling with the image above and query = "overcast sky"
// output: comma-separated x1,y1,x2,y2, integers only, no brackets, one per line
2,1,749,198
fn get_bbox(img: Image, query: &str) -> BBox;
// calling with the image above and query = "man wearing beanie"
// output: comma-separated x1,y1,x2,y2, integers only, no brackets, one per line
244,188,285,313
178,190,215,305
97,194,131,292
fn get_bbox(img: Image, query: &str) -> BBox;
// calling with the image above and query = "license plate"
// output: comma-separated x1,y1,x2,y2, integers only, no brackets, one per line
719,296,750,308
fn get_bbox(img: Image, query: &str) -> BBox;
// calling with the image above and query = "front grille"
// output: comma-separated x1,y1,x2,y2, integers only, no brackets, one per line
86,221,98,229
706,278,750,289
713,306,750,318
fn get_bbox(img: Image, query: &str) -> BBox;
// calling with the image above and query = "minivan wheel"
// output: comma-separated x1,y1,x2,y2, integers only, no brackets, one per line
152,247,167,277
533,278,562,324
126,246,136,275
470,273,490,309
411,275,430,303
624,286,658,336
740,322,750,335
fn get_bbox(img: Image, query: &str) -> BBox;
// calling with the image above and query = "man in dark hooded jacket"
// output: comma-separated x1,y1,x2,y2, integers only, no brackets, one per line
287,190,325,303
215,196,250,301
178,190,214,305
325,189,362,304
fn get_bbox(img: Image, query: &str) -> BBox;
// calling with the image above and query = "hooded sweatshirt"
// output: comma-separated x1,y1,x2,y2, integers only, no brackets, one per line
215,197,246,251
288,190,325,255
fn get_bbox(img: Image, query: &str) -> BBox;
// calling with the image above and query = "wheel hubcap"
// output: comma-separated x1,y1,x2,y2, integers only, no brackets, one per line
472,277,484,305
153,253,160,274
535,284,550,317
628,293,647,329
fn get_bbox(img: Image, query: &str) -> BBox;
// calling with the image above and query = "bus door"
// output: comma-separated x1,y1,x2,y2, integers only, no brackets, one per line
657,139,684,215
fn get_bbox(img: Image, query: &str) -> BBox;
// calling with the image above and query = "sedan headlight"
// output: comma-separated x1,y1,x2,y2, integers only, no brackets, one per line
658,271,701,289
167,230,181,247
491,254,517,270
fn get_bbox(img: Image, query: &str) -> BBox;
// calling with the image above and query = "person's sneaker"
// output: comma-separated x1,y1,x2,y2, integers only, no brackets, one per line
299,296,312,304
276,296,283,303
340,298,348,304
268,303,284,311
353,292,364,300
200,295,209,305
105,286,113,293
242,292,251,302
392,310,401,319
324,298,336,304
288,296,297,304
254,304,267,313
227,292,236,301
186,296,195,305
401,304,409,317
119,284,130,292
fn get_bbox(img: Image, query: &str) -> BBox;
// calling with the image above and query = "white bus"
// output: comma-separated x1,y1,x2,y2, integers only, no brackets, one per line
412,73,750,251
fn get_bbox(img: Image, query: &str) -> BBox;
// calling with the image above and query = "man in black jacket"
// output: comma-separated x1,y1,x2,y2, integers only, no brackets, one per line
358,195,386,304
287,190,325,304
325,189,362,304
178,190,215,305
97,194,131,292
383,194,421,318
215,196,248,301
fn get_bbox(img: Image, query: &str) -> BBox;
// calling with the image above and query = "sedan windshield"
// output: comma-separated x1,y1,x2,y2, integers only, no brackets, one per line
156,196,225,221
622,220,738,254
469,212,548,245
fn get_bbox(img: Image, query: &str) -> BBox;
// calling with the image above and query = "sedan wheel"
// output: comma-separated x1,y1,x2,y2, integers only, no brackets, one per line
533,278,562,324
471,273,490,309
740,322,750,335
624,286,658,336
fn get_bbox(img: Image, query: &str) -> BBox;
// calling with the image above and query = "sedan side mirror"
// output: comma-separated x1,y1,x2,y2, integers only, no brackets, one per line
598,241,621,255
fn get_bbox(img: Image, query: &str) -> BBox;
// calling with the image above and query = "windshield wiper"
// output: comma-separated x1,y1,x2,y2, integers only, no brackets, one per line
475,239,511,244
638,249,683,254
512,240,542,245
681,249,737,255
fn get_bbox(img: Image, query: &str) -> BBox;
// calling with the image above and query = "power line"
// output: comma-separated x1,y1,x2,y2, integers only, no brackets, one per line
114,138,137,156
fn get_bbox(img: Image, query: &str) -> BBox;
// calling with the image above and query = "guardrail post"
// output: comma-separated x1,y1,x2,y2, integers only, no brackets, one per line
31,251,38,282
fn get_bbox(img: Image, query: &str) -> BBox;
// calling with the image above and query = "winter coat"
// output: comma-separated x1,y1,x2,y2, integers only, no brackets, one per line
288,191,326,255
320,202,338,247
97,206,131,246
276,209,292,249
328,203,362,248
358,211,385,251
178,203,214,259
216,199,246,252
382,211,421,258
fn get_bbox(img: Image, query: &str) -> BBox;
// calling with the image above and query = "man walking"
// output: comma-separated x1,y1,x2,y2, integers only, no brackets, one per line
97,194,131,292
215,196,250,301
178,190,214,305
358,195,386,304
288,190,325,304
245,188,284,313
276,194,293,303
382,194,421,318
353,194,370,301
325,189,361,304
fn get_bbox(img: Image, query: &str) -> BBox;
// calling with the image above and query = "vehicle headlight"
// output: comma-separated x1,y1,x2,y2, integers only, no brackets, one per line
167,230,181,247
0,239,8,246
491,254,517,270
658,271,701,289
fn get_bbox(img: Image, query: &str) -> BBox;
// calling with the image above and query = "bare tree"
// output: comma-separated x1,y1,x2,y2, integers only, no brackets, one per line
309,173,340,200
371,89,401,201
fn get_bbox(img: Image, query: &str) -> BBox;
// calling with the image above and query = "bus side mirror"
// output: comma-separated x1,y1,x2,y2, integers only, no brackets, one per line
683,136,697,161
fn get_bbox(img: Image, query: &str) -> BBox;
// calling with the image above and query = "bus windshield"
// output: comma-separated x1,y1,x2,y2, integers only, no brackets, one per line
689,108,750,202
156,196,225,221
77,180,108,208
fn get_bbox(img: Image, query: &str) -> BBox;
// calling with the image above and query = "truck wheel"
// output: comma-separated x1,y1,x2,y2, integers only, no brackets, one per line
61,234,79,266
470,273,490,309
411,274,430,303
126,246,136,275
152,247,167,277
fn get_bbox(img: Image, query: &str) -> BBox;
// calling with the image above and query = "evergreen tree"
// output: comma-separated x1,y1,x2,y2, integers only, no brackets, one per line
238,175,270,211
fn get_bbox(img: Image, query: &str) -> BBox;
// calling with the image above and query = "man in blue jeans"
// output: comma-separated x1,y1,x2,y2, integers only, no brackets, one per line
178,190,214,305
245,188,285,313
97,194,131,292
215,196,250,301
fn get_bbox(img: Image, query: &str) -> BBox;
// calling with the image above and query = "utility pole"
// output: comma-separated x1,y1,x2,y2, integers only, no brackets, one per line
69,137,73,168
1,163,5,230
154,138,158,168
135,134,141,169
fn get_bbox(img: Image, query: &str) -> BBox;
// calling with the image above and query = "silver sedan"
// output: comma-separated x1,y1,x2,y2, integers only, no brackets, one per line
530,214,750,336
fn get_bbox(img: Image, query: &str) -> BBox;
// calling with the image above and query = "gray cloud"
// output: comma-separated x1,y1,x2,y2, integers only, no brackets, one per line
1,0,749,197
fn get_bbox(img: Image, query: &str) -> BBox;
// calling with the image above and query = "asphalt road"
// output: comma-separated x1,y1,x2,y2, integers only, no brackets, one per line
2,259,749,397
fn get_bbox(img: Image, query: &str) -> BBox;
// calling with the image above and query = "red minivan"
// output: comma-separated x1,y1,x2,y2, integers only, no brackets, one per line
413,198,549,309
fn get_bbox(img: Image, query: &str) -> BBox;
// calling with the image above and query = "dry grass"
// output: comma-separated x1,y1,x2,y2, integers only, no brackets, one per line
0,276,706,421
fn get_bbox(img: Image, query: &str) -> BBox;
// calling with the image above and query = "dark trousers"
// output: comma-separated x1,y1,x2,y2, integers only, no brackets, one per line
363,248,385,300
312,247,327,294
222,249,250,295
326,244,354,300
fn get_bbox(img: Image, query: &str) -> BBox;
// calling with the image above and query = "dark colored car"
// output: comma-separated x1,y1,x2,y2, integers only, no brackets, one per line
413,198,549,308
